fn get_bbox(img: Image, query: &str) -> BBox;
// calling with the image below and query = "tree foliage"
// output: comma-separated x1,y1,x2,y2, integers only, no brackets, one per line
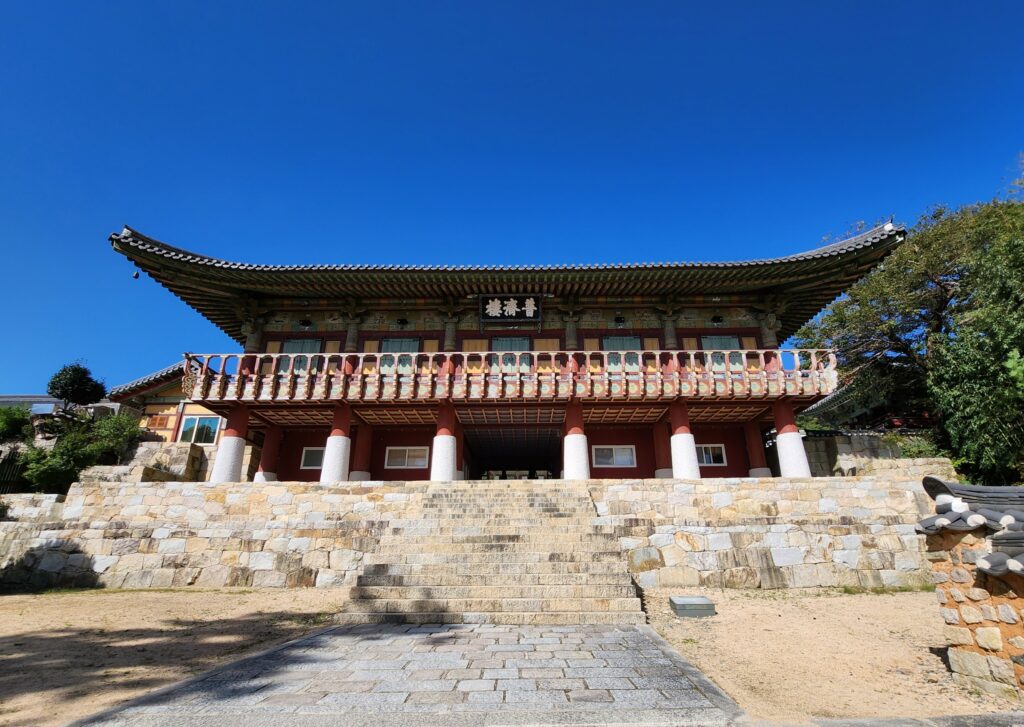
797,199,1024,483
0,407,31,443
21,412,143,491
46,363,106,411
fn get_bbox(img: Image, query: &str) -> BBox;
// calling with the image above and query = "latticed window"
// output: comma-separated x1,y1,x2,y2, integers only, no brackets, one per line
384,446,430,469
591,445,637,468
696,444,727,466
277,338,322,373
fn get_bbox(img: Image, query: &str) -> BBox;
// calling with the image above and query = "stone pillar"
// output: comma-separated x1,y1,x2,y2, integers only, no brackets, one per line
349,424,373,481
254,425,281,482
562,399,590,480
669,400,701,480
320,403,352,484
661,314,678,350
744,421,772,477
210,405,248,484
773,400,811,478
344,317,360,353
653,422,673,478
563,312,580,350
430,401,457,482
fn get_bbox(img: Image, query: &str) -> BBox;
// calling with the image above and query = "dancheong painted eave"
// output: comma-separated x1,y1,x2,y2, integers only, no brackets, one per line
110,221,905,344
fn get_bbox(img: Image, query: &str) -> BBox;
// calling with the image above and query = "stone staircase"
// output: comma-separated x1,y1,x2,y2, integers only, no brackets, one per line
337,481,647,625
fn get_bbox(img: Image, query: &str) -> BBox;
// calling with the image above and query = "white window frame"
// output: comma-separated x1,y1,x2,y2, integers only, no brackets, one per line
695,443,728,467
384,446,430,469
300,447,325,470
177,415,222,445
591,444,637,468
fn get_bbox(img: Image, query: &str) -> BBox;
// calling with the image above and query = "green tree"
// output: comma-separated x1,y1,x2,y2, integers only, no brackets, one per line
0,406,31,443
46,363,106,411
21,413,143,491
797,199,1024,481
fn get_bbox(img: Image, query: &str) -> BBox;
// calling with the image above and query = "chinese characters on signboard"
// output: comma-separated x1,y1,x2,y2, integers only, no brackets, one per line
479,295,541,324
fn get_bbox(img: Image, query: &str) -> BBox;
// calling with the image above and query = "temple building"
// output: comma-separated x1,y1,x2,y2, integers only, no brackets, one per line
110,222,905,485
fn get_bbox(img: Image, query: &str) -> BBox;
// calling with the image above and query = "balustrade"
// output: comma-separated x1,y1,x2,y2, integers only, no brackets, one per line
182,349,838,404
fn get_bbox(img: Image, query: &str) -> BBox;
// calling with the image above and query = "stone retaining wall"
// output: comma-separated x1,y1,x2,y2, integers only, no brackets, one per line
591,477,933,589
926,529,1024,701
0,476,933,592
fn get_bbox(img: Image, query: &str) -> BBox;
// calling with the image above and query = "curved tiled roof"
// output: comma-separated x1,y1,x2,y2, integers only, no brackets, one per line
110,222,905,344
108,361,189,401
917,477,1024,576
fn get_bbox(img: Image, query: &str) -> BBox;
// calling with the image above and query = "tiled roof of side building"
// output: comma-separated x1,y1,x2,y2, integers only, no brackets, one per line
108,361,190,401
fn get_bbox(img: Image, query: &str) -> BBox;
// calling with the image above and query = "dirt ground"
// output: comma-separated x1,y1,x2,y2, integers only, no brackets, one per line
0,588,346,727
0,587,1014,727
647,587,1008,723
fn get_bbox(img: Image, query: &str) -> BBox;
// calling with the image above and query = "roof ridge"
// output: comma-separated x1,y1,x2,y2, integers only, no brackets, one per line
112,221,904,272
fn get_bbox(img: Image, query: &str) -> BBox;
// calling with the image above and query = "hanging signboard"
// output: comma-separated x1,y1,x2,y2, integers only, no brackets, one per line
479,294,542,325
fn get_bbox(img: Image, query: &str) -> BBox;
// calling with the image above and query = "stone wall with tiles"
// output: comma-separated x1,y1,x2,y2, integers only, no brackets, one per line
590,477,934,589
0,475,936,592
927,529,1024,701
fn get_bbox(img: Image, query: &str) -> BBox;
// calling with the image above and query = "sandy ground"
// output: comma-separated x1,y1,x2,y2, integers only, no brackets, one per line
0,588,346,727
647,587,1008,724
0,587,1014,727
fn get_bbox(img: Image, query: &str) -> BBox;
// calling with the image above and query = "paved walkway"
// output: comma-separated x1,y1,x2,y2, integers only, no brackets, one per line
74,623,741,726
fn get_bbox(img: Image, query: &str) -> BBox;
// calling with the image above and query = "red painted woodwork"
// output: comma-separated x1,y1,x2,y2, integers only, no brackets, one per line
773,399,799,434
350,424,373,472
652,422,671,471
693,425,750,478
370,428,434,480
744,421,768,470
277,429,330,481
669,400,691,435
224,405,249,438
436,401,456,436
564,400,585,436
257,425,282,475
586,426,656,478
330,403,352,437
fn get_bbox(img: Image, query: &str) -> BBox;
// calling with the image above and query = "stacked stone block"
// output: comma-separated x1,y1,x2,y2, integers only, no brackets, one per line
927,529,1024,701
591,477,931,589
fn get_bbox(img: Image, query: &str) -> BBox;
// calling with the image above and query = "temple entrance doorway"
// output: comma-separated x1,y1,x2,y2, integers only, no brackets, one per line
463,426,561,480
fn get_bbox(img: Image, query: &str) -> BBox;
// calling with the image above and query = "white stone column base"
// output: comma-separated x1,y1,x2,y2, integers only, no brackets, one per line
253,471,277,483
776,431,812,478
563,433,590,480
349,470,370,481
654,468,673,479
748,467,773,478
209,435,246,484
670,433,702,480
430,434,457,482
320,435,352,484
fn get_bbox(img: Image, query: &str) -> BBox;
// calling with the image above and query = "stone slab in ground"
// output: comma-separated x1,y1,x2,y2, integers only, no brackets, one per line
70,623,741,726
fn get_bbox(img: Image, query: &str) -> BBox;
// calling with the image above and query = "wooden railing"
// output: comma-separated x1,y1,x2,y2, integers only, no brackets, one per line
182,349,837,404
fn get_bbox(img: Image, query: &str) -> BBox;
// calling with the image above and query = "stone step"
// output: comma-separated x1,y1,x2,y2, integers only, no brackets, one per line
348,584,637,599
370,541,616,554
363,551,625,564
339,597,644,613
334,610,649,625
375,533,616,543
355,572,634,587
361,561,630,575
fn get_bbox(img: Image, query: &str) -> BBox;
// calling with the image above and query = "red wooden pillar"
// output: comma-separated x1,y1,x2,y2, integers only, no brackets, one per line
349,424,373,481
744,421,771,477
668,399,700,479
255,425,281,482
653,422,672,478
210,404,249,484
773,399,811,478
321,403,352,483
430,401,458,482
562,399,589,480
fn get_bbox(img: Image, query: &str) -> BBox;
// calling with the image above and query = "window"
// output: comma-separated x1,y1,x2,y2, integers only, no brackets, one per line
300,447,325,469
380,338,420,353
700,335,742,350
147,415,170,429
491,337,531,352
178,416,220,444
602,336,642,351
591,445,637,468
277,338,322,373
384,446,430,469
696,444,728,466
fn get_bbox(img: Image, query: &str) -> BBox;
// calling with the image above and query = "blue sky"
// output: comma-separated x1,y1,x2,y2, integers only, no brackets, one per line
1,2,1022,393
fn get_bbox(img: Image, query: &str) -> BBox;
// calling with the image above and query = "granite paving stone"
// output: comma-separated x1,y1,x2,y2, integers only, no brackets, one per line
72,623,741,726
